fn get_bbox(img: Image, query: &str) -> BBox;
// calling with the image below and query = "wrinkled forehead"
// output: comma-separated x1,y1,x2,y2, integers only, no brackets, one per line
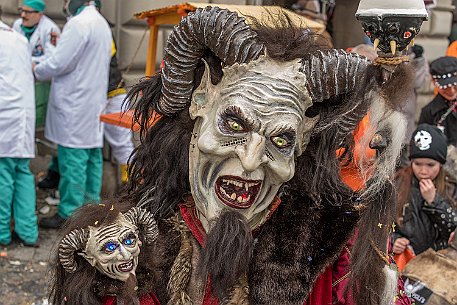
88,216,137,247
219,74,309,121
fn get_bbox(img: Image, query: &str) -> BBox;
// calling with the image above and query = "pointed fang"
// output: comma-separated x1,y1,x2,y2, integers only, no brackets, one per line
390,40,396,55
373,38,379,50
411,38,415,47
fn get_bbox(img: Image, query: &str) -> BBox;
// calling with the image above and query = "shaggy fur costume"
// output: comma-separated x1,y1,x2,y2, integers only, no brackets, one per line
123,8,414,305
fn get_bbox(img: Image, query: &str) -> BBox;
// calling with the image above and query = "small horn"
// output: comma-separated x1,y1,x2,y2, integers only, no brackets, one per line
158,6,264,116
124,207,159,245
58,228,89,273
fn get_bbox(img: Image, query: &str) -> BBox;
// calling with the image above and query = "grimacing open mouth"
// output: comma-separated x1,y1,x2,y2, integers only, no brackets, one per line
117,259,135,272
215,175,262,209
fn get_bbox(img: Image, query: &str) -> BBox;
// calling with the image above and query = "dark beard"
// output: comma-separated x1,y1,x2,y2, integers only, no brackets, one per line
198,210,254,301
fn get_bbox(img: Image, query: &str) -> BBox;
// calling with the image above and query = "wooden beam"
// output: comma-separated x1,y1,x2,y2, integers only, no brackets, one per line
145,24,159,76
154,12,182,25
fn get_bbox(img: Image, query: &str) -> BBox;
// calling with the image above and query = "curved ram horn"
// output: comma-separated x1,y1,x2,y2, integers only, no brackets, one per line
300,49,371,140
158,6,265,116
124,207,159,245
58,228,89,273
300,49,370,103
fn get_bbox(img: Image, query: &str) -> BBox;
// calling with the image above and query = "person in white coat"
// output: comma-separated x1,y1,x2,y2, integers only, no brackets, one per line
34,0,111,229
0,13,38,246
13,0,60,64
13,0,60,128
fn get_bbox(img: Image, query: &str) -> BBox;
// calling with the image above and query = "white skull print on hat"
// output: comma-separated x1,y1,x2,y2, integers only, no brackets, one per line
409,123,447,164
414,130,432,150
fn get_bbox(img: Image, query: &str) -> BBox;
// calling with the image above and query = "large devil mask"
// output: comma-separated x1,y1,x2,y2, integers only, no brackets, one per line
156,7,373,230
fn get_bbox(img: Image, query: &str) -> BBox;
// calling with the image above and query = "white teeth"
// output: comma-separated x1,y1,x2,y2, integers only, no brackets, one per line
237,196,242,203
221,179,260,190
231,193,237,200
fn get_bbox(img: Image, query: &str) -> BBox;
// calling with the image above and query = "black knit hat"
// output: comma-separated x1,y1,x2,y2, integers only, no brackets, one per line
430,56,457,90
409,123,447,164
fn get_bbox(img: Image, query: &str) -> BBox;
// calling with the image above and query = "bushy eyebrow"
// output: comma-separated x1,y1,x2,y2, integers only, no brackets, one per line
270,125,296,136
220,105,257,130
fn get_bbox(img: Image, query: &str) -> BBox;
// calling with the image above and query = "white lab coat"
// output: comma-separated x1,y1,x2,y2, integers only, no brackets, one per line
13,15,60,65
0,21,35,158
34,5,111,149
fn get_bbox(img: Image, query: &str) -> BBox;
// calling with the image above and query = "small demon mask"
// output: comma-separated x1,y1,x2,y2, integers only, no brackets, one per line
58,207,158,282
79,214,141,281
356,0,428,54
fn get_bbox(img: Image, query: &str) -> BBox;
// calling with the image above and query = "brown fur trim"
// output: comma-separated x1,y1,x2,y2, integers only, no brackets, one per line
223,275,250,305
167,214,193,305
249,191,360,305
138,217,181,303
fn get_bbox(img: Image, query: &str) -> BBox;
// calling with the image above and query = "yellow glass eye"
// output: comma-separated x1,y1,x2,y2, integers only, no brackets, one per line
272,136,288,148
229,120,243,131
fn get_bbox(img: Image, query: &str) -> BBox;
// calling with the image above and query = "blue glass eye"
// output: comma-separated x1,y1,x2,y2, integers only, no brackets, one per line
123,237,135,246
104,242,118,253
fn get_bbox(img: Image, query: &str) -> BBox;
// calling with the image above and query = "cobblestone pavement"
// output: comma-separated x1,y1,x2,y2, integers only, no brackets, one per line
0,185,58,305
0,188,58,305
0,151,119,304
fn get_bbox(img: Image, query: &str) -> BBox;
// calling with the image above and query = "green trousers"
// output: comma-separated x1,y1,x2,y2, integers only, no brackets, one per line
57,146,103,219
35,82,51,128
0,158,38,245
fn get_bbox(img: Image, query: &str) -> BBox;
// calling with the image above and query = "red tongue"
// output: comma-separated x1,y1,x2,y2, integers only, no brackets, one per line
241,193,248,199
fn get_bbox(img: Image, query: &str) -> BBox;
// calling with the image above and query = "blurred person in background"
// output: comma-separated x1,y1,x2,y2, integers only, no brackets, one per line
13,0,60,64
419,56,457,146
392,124,457,258
38,0,134,190
103,37,134,184
13,0,60,129
0,5,38,247
33,0,111,229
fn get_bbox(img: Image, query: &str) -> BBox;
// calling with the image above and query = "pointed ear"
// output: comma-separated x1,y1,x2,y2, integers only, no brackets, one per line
78,251,96,267
189,59,213,119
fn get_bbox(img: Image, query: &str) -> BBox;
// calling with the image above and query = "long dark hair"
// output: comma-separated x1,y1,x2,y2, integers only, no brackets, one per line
124,12,411,305
395,164,457,225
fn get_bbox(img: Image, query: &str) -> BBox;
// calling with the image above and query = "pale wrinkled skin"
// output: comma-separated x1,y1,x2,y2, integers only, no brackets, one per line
189,57,317,230
79,215,142,282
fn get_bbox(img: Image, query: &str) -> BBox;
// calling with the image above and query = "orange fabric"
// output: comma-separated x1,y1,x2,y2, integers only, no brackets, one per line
394,247,416,272
337,115,376,191
100,110,162,131
446,40,457,57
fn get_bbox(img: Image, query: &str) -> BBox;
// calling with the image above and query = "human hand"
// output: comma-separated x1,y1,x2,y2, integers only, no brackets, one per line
419,179,436,204
393,237,410,254
50,32,59,46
